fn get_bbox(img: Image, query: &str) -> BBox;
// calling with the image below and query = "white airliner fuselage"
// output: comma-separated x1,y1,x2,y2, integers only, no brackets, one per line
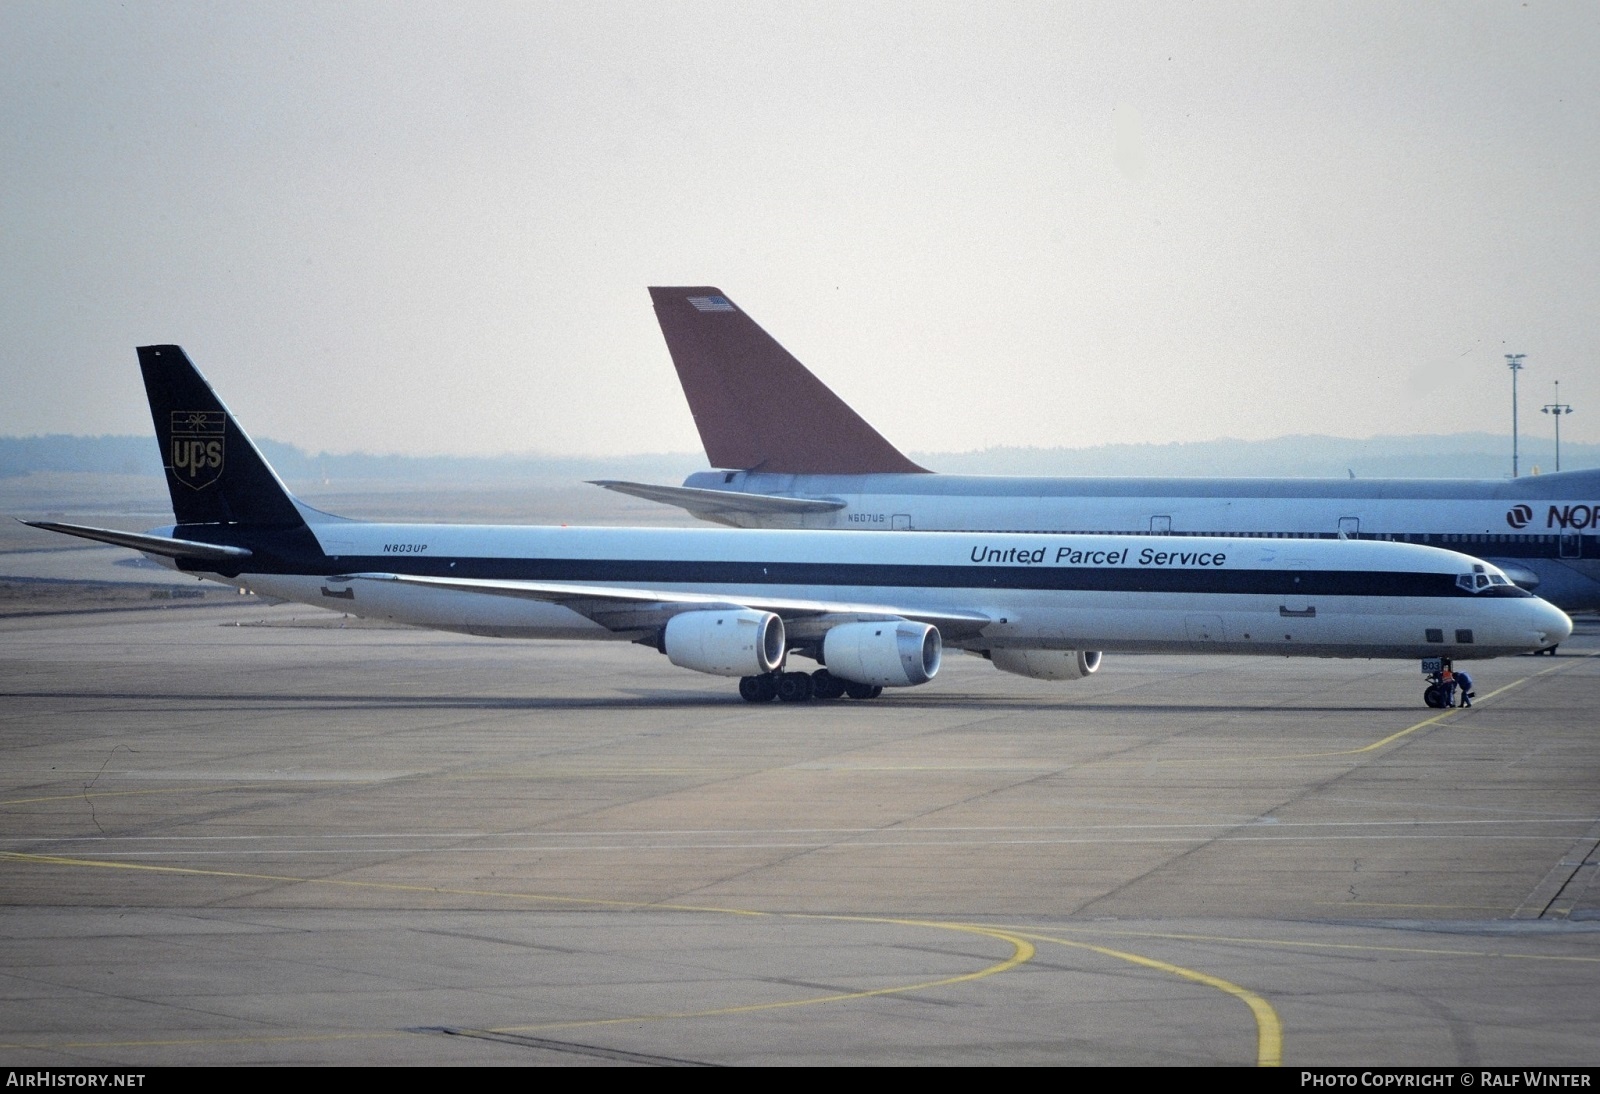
223,522,1564,663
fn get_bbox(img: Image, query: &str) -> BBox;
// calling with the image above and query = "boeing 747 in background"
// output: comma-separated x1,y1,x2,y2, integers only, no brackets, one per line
25,347,1568,705
594,287,1600,612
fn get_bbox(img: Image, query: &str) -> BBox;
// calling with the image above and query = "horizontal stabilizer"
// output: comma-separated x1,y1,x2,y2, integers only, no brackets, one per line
590,480,845,523
22,520,253,561
333,572,991,639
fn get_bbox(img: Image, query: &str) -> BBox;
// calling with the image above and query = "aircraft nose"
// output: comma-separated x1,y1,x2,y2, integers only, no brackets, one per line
1530,599,1573,650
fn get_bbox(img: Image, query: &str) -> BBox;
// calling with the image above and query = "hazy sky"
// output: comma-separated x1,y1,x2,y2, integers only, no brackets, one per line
3,2,1596,459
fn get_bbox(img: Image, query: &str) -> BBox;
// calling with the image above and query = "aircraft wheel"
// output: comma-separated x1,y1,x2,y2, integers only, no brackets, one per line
740,674,777,703
1423,684,1448,709
776,671,814,702
810,669,846,700
843,682,883,701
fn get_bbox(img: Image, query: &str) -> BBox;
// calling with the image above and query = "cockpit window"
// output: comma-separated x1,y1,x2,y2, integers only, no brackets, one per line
1457,571,1533,597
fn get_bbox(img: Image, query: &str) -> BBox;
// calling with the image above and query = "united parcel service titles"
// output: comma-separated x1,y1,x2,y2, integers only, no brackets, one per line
970,543,1227,568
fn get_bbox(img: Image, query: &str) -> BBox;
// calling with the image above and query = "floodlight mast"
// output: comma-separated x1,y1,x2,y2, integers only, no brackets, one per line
1542,380,1574,472
1506,354,1526,478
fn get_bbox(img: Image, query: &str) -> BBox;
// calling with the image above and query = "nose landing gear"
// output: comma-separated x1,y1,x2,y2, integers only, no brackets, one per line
1420,657,1461,709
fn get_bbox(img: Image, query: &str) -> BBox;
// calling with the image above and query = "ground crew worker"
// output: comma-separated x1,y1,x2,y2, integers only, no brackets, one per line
1454,668,1474,708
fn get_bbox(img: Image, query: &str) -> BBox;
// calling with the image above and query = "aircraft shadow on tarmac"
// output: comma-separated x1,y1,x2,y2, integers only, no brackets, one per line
0,685,1461,716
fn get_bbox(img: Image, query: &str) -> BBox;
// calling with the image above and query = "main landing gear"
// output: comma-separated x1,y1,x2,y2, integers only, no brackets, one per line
738,669,883,703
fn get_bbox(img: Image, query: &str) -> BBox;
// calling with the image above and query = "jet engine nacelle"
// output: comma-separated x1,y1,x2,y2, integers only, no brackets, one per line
822,621,941,687
664,610,785,677
987,648,1103,681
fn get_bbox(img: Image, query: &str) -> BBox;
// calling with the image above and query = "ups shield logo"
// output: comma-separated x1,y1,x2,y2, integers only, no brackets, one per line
170,411,225,490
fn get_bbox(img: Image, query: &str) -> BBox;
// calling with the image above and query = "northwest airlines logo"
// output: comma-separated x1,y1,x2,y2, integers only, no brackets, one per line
1506,503,1599,530
169,411,225,490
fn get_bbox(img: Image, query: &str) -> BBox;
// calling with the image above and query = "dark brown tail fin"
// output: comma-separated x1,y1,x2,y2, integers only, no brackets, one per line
648,287,928,474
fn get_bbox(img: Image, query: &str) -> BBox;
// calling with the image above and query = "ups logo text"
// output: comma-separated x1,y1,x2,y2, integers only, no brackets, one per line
171,411,225,490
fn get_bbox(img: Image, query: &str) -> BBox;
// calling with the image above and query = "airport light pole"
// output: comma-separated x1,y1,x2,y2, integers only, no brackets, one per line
1506,354,1526,478
1542,381,1574,472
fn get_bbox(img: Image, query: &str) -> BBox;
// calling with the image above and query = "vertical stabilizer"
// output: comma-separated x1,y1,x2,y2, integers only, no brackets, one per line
138,345,307,528
649,287,929,475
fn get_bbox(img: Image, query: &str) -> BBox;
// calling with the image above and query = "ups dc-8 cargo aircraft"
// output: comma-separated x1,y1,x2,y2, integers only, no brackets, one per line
26,347,1569,705
595,287,1600,613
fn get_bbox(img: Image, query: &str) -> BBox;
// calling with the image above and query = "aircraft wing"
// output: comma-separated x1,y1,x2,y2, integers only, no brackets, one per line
334,572,991,639
590,480,844,525
21,520,253,561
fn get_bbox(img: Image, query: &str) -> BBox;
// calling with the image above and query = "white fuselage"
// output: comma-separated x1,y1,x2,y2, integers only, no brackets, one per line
161,522,1569,662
